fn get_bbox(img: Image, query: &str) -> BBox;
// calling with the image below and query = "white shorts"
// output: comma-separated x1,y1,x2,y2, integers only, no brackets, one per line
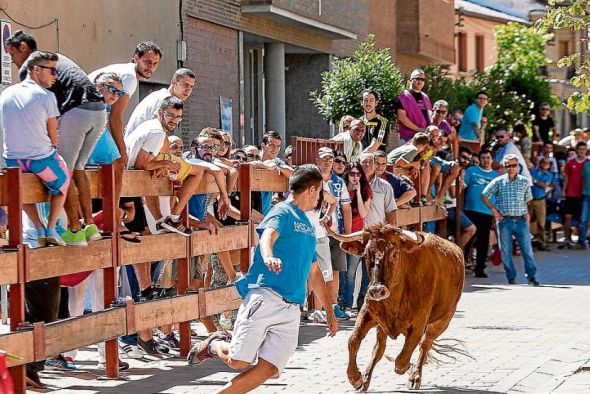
316,236,333,282
229,288,300,376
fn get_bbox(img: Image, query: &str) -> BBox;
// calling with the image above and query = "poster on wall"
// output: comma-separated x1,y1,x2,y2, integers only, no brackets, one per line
1,20,11,84
219,96,233,134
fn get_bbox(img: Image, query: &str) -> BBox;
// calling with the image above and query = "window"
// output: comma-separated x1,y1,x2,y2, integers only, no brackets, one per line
475,35,484,72
457,32,467,72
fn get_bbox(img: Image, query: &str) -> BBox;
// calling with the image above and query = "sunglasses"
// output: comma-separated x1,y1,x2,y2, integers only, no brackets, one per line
198,144,219,151
246,153,259,158
504,164,519,168
103,84,125,98
223,141,231,147
349,172,362,177
460,155,471,161
334,158,346,165
436,109,448,114
412,77,425,81
36,65,58,76
235,156,247,162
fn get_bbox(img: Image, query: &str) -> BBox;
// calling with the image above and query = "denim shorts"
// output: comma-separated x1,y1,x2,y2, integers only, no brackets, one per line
87,128,121,165
430,155,454,174
5,151,71,195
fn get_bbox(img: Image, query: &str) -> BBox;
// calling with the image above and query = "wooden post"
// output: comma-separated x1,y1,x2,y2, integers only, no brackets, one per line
5,168,25,393
178,205,191,357
100,164,119,378
239,164,252,273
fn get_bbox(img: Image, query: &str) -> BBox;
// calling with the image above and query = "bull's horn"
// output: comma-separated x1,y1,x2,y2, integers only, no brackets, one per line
324,224,364,243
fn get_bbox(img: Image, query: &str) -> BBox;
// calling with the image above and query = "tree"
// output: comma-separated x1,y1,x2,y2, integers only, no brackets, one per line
310,34,404,124
535,0,590,113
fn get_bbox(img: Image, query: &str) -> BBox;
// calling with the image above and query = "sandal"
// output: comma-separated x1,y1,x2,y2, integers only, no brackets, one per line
120,230,141,243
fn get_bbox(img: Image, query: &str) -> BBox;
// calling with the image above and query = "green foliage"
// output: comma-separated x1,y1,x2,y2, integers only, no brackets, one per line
536,0,590,113
310,34,404,124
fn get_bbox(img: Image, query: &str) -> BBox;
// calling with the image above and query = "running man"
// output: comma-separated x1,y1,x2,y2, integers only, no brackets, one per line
187,164,338,393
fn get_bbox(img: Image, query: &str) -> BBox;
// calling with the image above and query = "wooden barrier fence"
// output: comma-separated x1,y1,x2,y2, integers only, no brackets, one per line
0,163,445,393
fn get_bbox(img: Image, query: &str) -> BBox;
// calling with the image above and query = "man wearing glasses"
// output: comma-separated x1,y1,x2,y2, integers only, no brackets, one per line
482,154,539,286
493,130,531,181
431,100,460,159
532,103,557,144
6,30,108,247
125,68,196,137
458,91,488,142
395,69,432,142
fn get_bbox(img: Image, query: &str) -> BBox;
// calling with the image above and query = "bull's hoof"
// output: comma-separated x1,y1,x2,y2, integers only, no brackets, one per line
407,366,422,390
348,370,363,390
395,362,411,375
361,374,372,392
366,284,390,301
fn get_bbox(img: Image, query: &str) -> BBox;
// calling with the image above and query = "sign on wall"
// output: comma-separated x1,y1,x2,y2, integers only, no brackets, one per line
1,20,11,84
219,96,233,134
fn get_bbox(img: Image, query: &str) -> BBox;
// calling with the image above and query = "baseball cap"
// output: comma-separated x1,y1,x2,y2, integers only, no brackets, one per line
318,147,334,158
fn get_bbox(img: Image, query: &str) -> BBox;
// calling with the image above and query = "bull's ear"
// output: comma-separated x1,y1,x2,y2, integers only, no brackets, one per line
341,241,365,257
392,230,424,253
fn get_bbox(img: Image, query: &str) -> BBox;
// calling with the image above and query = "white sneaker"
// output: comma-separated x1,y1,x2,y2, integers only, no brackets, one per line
119,340,144,359
311,310,327,324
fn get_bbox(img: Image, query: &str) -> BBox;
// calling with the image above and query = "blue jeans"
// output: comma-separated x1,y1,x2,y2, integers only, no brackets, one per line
497,217,537,280
343,254,369,309
578,195,590,246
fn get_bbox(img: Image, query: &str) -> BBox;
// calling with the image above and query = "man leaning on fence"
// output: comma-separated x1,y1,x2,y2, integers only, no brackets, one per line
187,164,338,393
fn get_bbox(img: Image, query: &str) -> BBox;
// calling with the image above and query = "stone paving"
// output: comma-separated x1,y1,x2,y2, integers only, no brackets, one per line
30,246,590,393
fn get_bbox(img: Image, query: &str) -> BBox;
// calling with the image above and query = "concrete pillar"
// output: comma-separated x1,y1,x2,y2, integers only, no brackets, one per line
264,42,286,142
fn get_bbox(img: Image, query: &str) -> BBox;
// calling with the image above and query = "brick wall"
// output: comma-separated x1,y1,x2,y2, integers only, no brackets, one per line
180,18,240,144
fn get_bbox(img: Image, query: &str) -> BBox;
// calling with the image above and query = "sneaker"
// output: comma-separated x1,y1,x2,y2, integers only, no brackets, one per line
187,330,232,366
160,332,180,350
46,227,67,247
345,308,358,318
474,271,488,278
138,338,169,355
159,216,192,237
218,313,233,330
119,340,145,359
97,359,129,371
508,278,516,285
84,223,102,242
333,305,350,320
557,242,572,250
36,227,47,247
528,277,540,287
310,310,328,324
45,356,77,370
60,229,87,247
573,243,587,250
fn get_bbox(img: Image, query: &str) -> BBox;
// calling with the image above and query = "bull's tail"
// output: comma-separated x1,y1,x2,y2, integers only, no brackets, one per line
427,338,474,364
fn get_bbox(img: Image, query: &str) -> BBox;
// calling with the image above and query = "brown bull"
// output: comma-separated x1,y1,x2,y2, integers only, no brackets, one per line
328,224,464,391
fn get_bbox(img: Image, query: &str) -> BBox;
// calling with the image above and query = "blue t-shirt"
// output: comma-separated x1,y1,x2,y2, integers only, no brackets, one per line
530,168,553,200
261,192,273,216
235,201,317,305
583,161,590,196
464,166,499,215
458,103,482,140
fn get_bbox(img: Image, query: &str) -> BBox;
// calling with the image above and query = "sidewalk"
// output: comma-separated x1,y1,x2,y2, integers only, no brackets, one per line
31,246,590,393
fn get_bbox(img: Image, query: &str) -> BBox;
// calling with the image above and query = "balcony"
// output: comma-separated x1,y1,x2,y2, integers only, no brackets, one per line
240,0,357,40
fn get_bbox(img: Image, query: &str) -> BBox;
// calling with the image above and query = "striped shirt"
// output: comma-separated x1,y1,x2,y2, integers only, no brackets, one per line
482,173,532,216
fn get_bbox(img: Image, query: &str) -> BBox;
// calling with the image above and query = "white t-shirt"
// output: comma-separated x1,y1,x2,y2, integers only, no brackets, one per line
1,78,60,160
88,63,138,97
305,182,331,239
124,118,166,169
125,88,171,137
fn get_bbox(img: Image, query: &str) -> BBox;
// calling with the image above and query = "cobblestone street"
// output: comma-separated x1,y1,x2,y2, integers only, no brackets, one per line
35,247,590,393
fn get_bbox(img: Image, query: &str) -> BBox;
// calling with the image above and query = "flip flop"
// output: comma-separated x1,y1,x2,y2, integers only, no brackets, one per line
120,230,141,243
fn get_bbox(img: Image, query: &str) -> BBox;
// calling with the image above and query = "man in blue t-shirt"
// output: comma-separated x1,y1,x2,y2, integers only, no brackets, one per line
187,165,337,392
529,158,553,251
458,91,488,141
463,150,499,278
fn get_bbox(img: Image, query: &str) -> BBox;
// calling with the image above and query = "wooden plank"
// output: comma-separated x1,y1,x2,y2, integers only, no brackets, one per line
120,170,173,197
121,233,187,265
192,225,250,256
132,294,199,333
0,331,35,366
0,251,18,285
202,286,242,317
27,239,112,281
395,206,446,226
44,308,126,356
250,169,289,192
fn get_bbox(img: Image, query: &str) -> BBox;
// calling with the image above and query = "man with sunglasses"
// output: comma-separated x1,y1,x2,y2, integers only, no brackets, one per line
431,100,459,159
482,154,539,286
493,130,531,181
395,69,432,142
125,68,196,137
458,91,488,142
6,30,108,247
532,103,557,144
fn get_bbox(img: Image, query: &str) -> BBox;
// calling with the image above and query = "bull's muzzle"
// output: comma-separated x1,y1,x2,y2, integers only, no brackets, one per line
366,253,390,301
